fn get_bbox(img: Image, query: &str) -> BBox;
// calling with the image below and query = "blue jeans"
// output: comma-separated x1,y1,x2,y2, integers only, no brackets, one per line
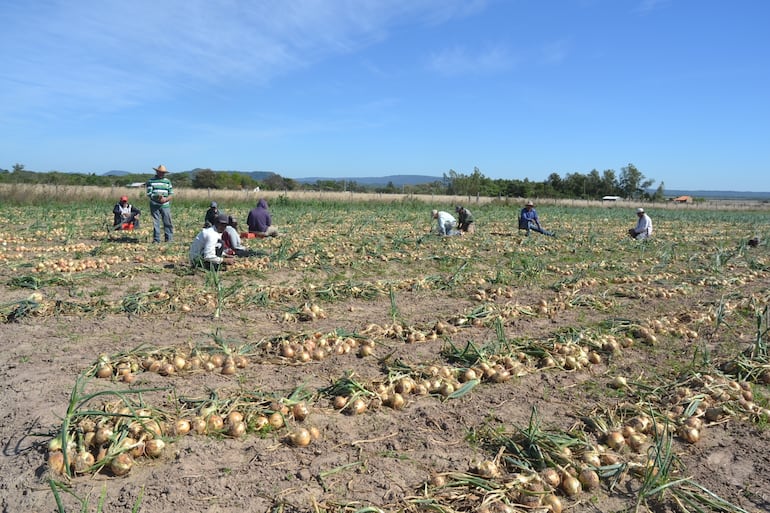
150,205,174,242
524,221,554,237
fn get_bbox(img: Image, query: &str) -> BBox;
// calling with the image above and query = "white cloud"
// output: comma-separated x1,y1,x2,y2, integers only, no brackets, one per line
0,0,482,116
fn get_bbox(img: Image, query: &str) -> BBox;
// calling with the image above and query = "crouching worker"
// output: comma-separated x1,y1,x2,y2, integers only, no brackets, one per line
189,213,235,270
628,208,653,240
455,205,475,234
113,196,141,230
432,209,458,236
247,198,279,237
223,216,259,257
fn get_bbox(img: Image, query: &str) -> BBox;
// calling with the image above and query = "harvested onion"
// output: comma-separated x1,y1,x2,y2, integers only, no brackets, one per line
561,474,581,497
144,438,165,457
110,453,133,476
227,421,247,438
288,428,312,447
542,494,563,513
578,468,600,490
292,402,309,421
48,451,66,474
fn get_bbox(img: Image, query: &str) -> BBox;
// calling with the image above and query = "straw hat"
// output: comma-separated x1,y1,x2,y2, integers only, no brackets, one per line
153,164,168,173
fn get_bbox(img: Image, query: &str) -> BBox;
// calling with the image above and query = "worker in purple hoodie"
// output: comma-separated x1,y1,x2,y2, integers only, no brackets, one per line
246,198,279,237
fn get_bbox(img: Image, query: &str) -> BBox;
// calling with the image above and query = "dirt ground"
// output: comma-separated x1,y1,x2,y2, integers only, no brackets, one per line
1,232,770,513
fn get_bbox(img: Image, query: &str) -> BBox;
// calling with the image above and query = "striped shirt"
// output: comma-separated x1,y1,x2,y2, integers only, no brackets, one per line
146,177,173,208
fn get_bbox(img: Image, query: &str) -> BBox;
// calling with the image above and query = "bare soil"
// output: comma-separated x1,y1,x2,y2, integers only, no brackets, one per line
1,233,769,513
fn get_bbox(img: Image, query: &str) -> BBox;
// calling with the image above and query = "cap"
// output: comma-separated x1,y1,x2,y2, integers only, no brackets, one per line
215,213,230,225
210,201,218,208
525,201,534,207
636,207,645,214
431,209,438,217
120,195,128,202
228,216,237,226
455,205,462,212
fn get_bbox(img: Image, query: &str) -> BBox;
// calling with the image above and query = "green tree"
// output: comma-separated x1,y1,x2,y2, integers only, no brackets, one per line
619,163,654,199
601,169,619,196
192,169,218,189
652,181,666,202
12,163,24,173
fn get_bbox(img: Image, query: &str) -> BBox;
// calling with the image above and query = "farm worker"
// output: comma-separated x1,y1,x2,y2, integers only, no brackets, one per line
519,201,555,237
628,207,653,240
247,198,279,237
189,213,235,269
432,209,458,236
113,195,140,230
204,201,219,228
455,205,475,234
223,216,257,257
146,164,174,243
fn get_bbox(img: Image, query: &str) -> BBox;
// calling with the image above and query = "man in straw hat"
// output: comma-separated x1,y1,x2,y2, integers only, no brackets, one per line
146,164,174,243
519,200,555,236
628,207,653,240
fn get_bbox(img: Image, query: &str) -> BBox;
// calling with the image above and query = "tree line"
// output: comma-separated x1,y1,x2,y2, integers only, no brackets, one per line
1,163,662,200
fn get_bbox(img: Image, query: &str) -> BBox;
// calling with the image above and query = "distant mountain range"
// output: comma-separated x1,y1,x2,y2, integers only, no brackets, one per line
660,189,770,200
293,174,441,186
102,169,442,187
101,171,768,198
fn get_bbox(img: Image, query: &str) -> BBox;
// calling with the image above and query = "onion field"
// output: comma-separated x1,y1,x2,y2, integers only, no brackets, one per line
0,191,768,513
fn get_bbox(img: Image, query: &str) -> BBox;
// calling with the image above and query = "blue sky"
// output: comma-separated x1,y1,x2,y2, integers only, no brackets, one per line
1,0,769,191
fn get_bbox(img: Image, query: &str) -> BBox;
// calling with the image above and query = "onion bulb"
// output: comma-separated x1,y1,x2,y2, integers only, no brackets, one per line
288,428,312,447
582,451,601,467
48,436,63,452
95,426,114,446
578,468,600,490
173,418,191,436
605,430,625,450
226,411,244,425
678,426,700,444
227,421,247,438
477,460,500,478
683,416,703,430
541,467,561,488
48,451,66,474
191,416,207,435
347,398,367,415
542,494,563,513
144,438,165,457
95,364,113,379
332,395,348,410
389,392,406,410
610,376,627,389
429,473,447,487
292,402,309,421
109,453,133,476
206,414,224,432
253,415,269,431
561,474,581,497
72,451,94,474
268,411,285,429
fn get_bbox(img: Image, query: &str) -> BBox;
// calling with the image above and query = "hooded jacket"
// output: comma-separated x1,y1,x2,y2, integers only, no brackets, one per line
247,199,272,233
